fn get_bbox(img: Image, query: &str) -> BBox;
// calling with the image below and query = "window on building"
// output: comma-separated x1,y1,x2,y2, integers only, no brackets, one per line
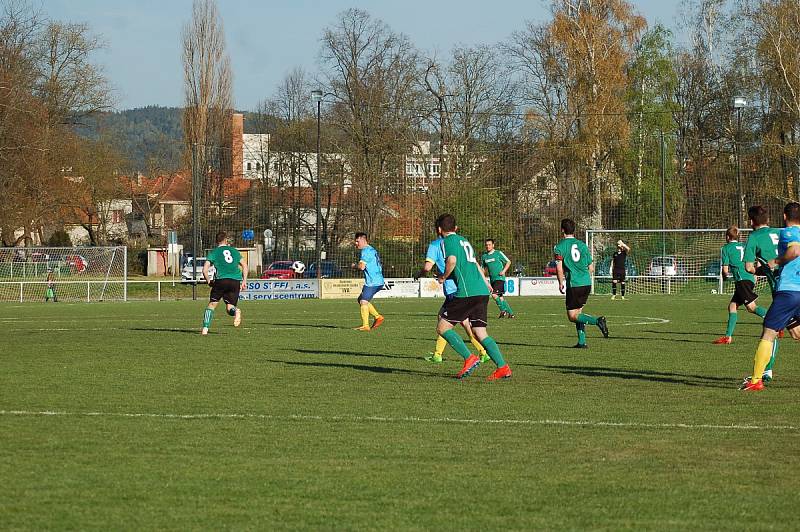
256,162,261,171
111,210,124,224
246,162,252,171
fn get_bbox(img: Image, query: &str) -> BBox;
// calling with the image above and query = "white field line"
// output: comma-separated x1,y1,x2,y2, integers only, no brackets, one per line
0,409,795,432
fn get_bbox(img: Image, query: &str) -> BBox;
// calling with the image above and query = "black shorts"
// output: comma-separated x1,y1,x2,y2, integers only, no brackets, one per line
210,278,241,306
439,295,489,328
612,270,626,282
566,286,590,311
491,280,506,296
731,280,758,307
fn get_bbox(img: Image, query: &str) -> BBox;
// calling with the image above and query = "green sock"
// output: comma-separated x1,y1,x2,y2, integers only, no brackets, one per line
576,322,586,345
725,312,738,337
494,297,504,310
755,306,767,318
576,313,598,326
203,308,215,328
501,299,514,314
480,336,506,367
766,338,778,371
441,329,472,360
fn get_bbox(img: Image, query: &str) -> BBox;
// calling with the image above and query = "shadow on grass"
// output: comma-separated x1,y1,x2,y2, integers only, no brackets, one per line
517,363,733,388
261,322,343,329
129,327,201,335
290,348,417,360
262,358,440,378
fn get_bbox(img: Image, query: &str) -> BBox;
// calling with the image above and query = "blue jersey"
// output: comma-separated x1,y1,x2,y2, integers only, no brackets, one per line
425,238,457,296
359,245,385,287
777,225,800,292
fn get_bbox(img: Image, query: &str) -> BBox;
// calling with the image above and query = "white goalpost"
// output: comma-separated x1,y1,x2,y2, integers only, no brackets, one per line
0,247,128,302
586,228,770,296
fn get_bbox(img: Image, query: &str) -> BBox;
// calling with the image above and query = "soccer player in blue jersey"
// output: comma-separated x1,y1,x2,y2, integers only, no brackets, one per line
353,232,385,331
415,235,490,364
742,202,800,391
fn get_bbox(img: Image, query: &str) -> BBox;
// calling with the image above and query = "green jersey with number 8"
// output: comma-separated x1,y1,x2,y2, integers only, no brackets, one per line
554,237,592,288
207,245,243,280
443,233,490,298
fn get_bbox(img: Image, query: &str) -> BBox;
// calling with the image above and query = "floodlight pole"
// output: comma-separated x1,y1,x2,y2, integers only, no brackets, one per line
733,97,747,228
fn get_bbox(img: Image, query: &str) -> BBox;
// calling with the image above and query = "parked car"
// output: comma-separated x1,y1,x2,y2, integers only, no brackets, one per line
542,260,558,277
647,256,687,277
705,259,721,281
596,256,639,280
181,256,214,283
305,260,343,279
261,261,298,280
64,254,88,273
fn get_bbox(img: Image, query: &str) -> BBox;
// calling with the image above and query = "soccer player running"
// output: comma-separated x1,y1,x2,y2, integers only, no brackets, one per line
435,213,511,380
353,232,385,331
415,233,490,364
481,239,515,318
712,226,767,344
610,240,630,300
741,202,800,391
742,205,782,381
201,231,247,335
554,218,609,348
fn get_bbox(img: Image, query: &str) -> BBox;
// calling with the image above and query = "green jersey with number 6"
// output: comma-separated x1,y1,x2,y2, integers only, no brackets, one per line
443,233,490,298
554,237,592,288
207,245,243,280
743,226,780,264
720,241,754,283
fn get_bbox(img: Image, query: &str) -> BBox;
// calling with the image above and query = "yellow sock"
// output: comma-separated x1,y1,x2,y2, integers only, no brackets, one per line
360,305,370,327
751,339,774,384
470,335,487,357
434,335,448,357
367,302,381,318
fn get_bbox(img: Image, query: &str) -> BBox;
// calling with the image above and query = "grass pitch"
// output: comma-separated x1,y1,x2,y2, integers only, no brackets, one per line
2,295,800,530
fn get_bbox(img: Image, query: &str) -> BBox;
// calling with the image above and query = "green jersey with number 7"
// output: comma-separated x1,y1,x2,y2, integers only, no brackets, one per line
442,233,490,298
206,245,243,281
554,237,592,288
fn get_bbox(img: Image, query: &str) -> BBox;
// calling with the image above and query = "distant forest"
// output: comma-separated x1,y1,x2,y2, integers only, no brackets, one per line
83,106,260,173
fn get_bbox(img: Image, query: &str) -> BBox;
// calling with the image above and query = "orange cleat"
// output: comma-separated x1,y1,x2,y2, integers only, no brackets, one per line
371,316,385,330
353,325,371,332
456,354,481,379
487,365,512,381
712,336,732,345
741,379,764,392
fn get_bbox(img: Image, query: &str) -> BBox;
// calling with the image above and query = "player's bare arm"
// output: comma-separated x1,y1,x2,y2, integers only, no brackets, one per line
722,264,730,278
413,260,435,280
776,243,800,266
556,260,566,293
202,260,213,285
239,257,247,290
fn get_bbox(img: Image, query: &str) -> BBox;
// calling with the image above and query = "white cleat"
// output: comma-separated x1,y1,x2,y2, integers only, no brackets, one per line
201,327,209,336
611,295,617,301
233,308,242,327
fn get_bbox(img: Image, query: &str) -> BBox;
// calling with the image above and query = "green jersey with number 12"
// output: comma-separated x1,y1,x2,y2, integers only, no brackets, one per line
442,233,490,298
207,245,243,280
554,237,592,288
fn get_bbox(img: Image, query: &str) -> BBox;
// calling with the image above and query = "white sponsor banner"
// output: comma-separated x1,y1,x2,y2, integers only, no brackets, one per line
420,278,446,298
502,277,520,296
519,277,562,296
240,279,318,301
374,278,419,298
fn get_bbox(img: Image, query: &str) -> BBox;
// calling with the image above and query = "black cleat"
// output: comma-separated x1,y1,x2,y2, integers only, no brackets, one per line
571,343,588,349
506,313,516,319
498,311,507,319
597,316,609,338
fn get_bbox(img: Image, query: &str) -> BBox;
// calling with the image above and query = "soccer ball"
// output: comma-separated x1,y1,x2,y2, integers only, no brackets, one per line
291,261,306,275
711,289,718,294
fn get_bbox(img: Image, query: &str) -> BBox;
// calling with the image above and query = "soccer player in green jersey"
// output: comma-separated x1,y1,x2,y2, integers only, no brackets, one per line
742,205,782,381
201,231,247,335
554,218,609,348
712,226,767,344
435,213,511,380
481,239,515,318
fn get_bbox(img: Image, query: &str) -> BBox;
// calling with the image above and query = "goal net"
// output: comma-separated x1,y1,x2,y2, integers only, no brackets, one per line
0,247,128,302
586,229,771,296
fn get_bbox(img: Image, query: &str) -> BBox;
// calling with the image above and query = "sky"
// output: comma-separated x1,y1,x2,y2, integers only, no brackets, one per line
42,0,687,111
